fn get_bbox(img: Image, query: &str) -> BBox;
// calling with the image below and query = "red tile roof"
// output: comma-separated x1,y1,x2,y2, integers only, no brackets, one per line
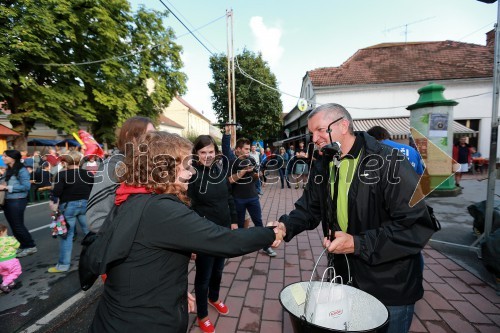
159,115,184,129
0,124,19,136
308,41,493,87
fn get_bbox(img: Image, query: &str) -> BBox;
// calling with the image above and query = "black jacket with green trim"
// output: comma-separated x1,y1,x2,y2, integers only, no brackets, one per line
280,132,436,306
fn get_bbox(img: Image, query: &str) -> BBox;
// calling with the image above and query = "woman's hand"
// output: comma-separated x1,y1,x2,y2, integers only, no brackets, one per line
49,201,59,212
267,221,286,247
231,223,238,230
187,292,196,313
0,184,6,191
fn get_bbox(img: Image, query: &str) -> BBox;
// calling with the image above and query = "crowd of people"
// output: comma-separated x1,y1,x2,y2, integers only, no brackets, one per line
0,103,457,333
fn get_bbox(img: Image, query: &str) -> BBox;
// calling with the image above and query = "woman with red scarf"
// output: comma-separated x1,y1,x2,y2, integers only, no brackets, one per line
89,132,282,333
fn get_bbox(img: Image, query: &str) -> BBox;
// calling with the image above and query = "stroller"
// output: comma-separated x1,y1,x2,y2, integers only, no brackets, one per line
468,200,500,291
467,200,500,235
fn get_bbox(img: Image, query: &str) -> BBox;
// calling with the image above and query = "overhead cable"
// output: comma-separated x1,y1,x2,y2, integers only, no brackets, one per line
158,0,215,56
36,13,224,66
235,55,491,110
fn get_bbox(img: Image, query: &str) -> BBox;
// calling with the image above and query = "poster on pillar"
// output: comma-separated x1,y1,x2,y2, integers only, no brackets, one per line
428,113,448,138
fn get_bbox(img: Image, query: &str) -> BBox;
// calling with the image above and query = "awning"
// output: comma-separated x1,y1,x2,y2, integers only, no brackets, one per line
56,139,81,147
27,138,59,146
353,117,477,140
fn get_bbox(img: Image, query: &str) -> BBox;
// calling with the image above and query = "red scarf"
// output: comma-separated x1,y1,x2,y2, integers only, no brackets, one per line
114,183,152,206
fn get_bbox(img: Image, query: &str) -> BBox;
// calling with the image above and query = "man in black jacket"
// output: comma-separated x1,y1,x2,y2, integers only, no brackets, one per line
271,103,437,333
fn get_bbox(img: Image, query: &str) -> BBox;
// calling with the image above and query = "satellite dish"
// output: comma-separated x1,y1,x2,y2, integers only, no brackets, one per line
297,98,308,112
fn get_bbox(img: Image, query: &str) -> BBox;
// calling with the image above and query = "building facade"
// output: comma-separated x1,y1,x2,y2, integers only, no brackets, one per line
283,30,496,156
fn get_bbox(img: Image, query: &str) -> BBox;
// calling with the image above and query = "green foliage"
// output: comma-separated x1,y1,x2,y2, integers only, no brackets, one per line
185,130,200,143
0,0,186,147
208,49,282,141
440,137,448,147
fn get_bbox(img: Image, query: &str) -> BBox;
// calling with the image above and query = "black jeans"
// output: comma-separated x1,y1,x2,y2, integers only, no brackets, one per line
194,253,225,319
4,198,35,248
279,168,289,188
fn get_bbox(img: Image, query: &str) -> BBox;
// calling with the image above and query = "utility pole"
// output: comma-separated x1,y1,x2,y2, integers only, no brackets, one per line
484,2,500,239
226,9,236,148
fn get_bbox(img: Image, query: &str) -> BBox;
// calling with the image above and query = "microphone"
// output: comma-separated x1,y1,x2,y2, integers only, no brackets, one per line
321,141,342,157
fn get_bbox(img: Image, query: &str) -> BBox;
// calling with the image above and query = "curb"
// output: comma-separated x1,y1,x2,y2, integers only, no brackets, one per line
19,280,103,333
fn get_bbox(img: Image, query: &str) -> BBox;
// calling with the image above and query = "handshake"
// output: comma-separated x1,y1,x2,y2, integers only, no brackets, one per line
267,221,287,248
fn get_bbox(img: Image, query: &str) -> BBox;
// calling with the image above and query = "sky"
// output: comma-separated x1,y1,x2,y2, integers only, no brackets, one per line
129,0,497,122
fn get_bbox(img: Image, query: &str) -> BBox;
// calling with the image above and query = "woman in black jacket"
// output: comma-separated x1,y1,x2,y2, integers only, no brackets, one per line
90,132,282,333
49,151,93,273
188,135,237,333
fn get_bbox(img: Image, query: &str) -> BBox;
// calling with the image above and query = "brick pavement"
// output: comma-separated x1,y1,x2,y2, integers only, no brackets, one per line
186,180,500,333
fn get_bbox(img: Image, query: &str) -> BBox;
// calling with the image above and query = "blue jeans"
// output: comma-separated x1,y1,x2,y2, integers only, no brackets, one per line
4,198,35,248
234,196,268,251
380,304,415,333
194,253,225,319
57,199,89,270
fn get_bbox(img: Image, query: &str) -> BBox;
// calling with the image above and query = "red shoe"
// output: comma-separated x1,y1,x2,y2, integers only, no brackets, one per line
209,300,229,315
198,318,215,333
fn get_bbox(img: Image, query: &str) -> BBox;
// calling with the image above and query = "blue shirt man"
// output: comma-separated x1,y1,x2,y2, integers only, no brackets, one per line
367,126,424,175
381,139,424,175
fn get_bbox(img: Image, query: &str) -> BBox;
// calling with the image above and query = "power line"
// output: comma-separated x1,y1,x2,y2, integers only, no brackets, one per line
235,55,491,110
158,0,215,56
234,56,298,99
36,14,225,66
458,21,496,41
162,0,220,53
344,92,491,110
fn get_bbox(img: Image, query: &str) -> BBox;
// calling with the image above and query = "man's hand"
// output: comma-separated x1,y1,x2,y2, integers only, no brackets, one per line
323,231,354,254
237,166,253,177
187,292,196,313
267,221,286,248
231,223,238,230
224,125,234,135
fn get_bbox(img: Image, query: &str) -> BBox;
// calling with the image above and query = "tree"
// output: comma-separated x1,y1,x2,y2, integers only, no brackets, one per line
0,0,186,148
208,49,282,141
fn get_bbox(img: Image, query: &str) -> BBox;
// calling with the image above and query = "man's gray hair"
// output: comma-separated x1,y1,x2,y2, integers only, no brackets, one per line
308,103,354,134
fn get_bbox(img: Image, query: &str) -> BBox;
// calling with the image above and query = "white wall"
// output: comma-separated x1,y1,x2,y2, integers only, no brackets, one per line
159,124,183,136
312,78,498,158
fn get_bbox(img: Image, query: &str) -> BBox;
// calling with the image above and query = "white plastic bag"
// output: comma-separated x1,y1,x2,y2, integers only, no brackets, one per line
312,283,352,330
306,268,352,330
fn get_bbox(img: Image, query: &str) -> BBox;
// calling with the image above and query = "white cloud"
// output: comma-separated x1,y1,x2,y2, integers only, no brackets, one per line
249,16,284,66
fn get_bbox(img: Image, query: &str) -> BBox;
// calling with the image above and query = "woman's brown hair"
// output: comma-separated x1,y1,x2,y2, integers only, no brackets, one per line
116,116,154,152
118,131,193,204
192,135,220,164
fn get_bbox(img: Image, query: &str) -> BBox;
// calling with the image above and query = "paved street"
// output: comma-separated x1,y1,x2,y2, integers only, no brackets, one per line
0,201,88,333
3,174,500,332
